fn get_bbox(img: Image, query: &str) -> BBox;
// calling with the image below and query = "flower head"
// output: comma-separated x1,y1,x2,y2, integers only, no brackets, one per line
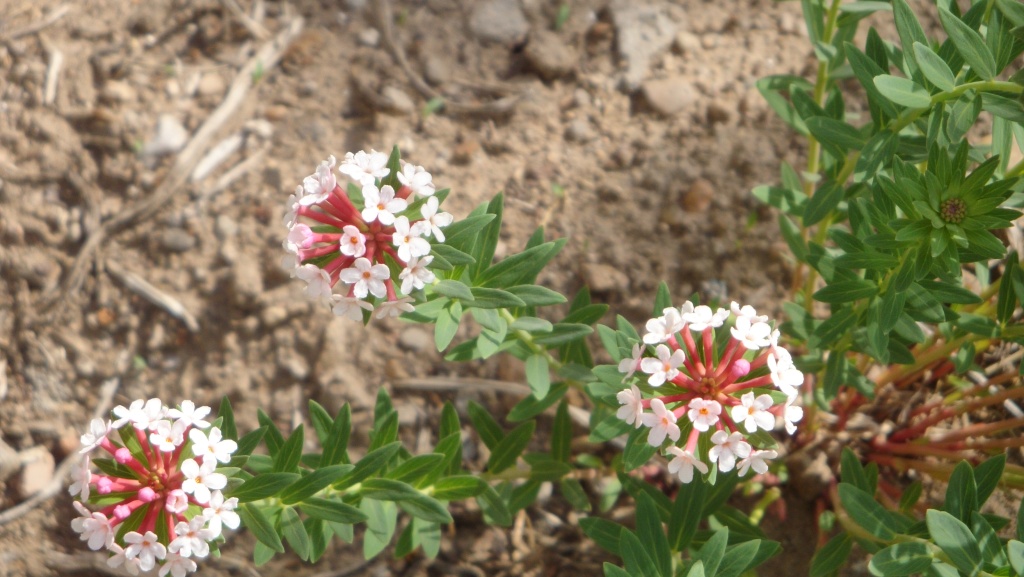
339,149,389,185
665,447,708,483
731,392,775,433
639,344,685,387
687,398,722,432
616,384,644,428
737,449,778,477
361,184,407,226
397,162,436,197
70,399,237,575
617,343,643,381
708,430,751,472
641,399,681,447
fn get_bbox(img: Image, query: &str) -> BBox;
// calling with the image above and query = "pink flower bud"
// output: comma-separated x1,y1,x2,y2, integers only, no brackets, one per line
138,487,157,502
113,504,132,520
114,447,133,464
96,476,114,494
729,359,751,379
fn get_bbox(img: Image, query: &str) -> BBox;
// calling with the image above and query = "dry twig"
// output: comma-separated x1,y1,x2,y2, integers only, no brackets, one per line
0,377,119,526
105,260,201,333
0,4,70,42
56,17,305,302
219,0,271,40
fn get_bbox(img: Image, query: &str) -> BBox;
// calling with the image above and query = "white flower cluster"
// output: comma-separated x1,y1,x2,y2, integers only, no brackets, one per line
71,400,240,577
282,150,452,320
614,301,804,483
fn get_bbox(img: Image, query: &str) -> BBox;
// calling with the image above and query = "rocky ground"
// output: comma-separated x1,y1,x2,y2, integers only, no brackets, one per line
0,0,826,575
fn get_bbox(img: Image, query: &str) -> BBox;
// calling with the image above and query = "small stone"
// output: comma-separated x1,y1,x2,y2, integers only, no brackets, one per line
197,73,225,97
674,31,700,53
396,403,423,427
681,179,714,212
380,85,415,113
16,446,54,499
231,257,264,305
0,438,18,484
358,27,380,47
277,348,310,380
469,0,529,45
261,305,289,327
612,2,677,89
159,228,196,252
581,262,629,294
641,77,696,116
573,88,591,108
565,117,594,142
215,215,238,239
101,80,137,103
265,105,289,121
452,139,479,165
423,54,453,86
706,102,731,125
142,114,189,157
398,327,433,352
524,29,577,80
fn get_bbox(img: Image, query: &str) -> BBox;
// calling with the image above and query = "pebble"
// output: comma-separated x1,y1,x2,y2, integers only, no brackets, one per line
358,27,380,47
142,114,189,157
641,77,696,116
380,85,415,113
16,446,54,500
197,73,225,98
231,257,264,305
398,327,433,352
565,117,594,142
260,305,289,328
581,262,630,294
423,54,453,86
0,438,17,484
159,228,196,252
611,2,677,89
277,348,310,381
674,31,700,53
101,80,137,103
396,403,423,427
681,179,714,212
524,29,577,80
706,102,731,125
214,214,238,239
469,0,529,45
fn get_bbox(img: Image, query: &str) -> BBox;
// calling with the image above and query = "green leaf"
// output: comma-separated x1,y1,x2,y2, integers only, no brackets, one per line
280,465,354,504
387,454,445,486
974,454,1006,505
716,540,762,577
874,75,932,108
560,478,592,512
431,476,486,500
433,279,475,301
811,533,853,577
511,316,554,333
695,528,729,577
475,240,566,289
235,426,267,457
280,506,311,561
477,484,513,527
440,214,496,250
230,473,301,503
913,42,956,91
257,409,284,457
868,542,933,576
927,509,984,576
487,420,535,474
621,529,661,577
838,483,895,540
840,447,872,493
272,425,304,472
945,461,978,524
938,7,997,80
915,280,982,304
687,560,706,577
218,396,236,440
604,563,632,577
551,400,572,463
509,382,568,422
525,354,551,399
299,497,367,524
899,481,923,513
669,476,707,552
466,287,527,309
469,194,504,280
834,252,899,271
806,117,867,151
583,518,623,556
533,323,594,346
467,401,503,450
361,498,397,559
623,427,659,472
506,284,567,306
396,493,453,525
1008,540,1024,576
332,441,402,491
239,503,285,553
814,280,879,303
892,0,928,75
636,492,672,577
803,180,844,226
435,300,463,352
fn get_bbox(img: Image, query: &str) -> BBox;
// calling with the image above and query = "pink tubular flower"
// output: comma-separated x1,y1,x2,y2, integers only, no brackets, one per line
283,149,453,319
613,299,802,483
70,399,238,575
